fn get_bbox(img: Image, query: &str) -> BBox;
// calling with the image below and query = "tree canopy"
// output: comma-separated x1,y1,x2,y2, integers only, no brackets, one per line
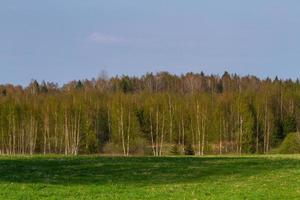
0,71,299,156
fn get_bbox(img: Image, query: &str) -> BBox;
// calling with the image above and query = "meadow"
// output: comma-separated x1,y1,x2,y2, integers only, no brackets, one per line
0,155,300,199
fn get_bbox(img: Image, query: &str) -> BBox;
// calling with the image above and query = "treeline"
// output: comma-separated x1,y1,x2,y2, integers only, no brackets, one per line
0,71,299,156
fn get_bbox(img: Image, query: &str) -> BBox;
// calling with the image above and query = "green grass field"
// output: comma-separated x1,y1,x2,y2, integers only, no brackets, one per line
1,155,300,199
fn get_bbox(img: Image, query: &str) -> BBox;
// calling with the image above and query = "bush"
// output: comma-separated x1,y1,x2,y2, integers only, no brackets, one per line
102,143,123,155
170,145,180,155
184,144,195,155
278,132,300,154
103,138,150,155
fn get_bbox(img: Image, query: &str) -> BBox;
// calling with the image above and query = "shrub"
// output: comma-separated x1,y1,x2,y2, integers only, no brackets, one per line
170,145,181,155
102,143,123,155
278,132,300,154
184,144,195,155
103,138,151,155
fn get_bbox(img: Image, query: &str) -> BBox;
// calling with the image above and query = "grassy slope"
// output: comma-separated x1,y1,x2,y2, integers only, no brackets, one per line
0,155,300,199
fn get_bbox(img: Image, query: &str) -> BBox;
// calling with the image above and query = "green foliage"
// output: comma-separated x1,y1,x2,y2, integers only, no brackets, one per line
278,132,300,154
283,116,297,135
273,118,284,143
119,76,134,93
1,72,300,155
274,116,297,145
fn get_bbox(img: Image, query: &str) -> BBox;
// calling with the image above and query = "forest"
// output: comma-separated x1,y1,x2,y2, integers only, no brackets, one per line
0,71,299,156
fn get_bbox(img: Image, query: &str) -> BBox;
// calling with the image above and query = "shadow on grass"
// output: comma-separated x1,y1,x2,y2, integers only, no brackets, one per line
0,156,299,186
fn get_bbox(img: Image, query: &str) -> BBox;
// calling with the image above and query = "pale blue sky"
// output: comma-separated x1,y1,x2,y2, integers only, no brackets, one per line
1,0,300,85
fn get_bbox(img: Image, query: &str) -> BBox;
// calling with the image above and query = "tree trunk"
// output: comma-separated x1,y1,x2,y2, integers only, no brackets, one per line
196,101,201,156
168,96,173,143
149,111,155,156
239,117,243,155
126,111,131,156
155,108,159,156
201,116,205,156
256,113,259,153
219,116,222,155
64,112,69,155
159,111,165,156
120,106,126,156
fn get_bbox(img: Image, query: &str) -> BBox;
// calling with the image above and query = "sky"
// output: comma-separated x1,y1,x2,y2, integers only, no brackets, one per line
1,0,300,86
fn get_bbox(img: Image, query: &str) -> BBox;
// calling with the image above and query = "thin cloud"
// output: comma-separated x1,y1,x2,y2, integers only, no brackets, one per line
87,32,128,44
